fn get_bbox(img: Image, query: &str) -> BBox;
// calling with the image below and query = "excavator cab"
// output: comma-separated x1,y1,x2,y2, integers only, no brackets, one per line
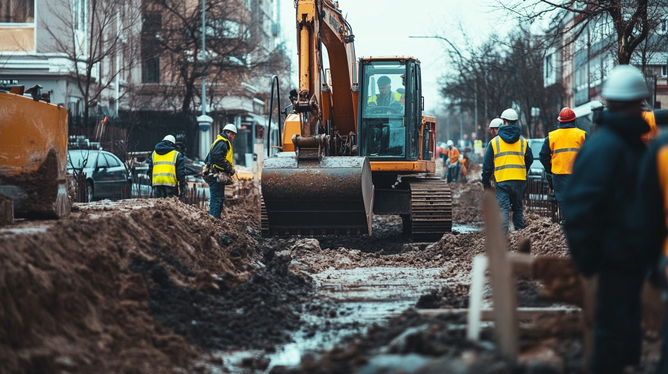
358,58,422,161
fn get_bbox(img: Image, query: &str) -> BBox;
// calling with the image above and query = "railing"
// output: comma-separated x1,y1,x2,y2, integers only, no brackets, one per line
523,176,561,223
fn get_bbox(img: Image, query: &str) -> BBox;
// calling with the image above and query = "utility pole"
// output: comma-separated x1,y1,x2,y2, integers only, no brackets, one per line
474,80,478,143
459,99,464,145
197,0,213,161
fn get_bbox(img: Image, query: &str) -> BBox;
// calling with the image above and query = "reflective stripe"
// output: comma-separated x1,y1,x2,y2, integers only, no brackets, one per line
553,148,581,154
491,135,527,182
549,127,586,174
152,150,179,186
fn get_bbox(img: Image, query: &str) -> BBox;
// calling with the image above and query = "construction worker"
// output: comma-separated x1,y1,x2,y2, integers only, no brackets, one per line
148,135,186,198
367,76,402,107
563,65,651,374
481,108,533,234
205,124,237,219
538,107,587,215
489,117,502,139
445,140,460,183
638,130,668,374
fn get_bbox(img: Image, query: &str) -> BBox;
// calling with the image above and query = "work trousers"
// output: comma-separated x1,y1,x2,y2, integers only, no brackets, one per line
590,270,643,374
446,163,460,183
495,180,526,234
208,179,226,219
153,185,178,198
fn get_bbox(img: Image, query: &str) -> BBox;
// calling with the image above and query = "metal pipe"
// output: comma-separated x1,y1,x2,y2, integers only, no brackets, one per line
201,0,206,116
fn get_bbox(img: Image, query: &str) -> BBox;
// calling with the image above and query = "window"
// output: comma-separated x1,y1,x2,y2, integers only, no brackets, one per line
142,58,160,83
662,65,667,78
0,0,34,23
72,0,86,31
658,19,668,35
96,153,109,168
544,54,553,80
104,154,121,167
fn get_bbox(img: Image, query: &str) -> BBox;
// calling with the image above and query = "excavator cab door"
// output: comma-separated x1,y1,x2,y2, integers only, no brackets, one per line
358,58,422,161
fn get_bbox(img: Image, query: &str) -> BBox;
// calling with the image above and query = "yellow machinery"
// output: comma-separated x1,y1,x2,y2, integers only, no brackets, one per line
0,86,71,218
261,0,451,241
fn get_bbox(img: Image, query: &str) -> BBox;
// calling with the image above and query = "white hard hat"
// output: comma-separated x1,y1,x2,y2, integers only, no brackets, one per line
489,118,503,128
446,140,454,146
602,65,649,101
162,135,176,144
223,124,237,134
500,109,519,121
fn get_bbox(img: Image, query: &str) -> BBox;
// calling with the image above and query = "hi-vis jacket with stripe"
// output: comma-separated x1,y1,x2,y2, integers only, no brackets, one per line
207,134,234,174
481,125,533,188
539,123,587,175
367,91,402,106
148,140,186,187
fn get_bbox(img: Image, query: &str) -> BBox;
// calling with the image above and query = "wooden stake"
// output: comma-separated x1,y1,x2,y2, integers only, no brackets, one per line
482,190,518,361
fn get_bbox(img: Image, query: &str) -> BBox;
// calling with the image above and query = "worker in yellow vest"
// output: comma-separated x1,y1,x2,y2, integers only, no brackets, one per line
367,75,402,107
539,107,588,215
148,134,186,198
481,108,533,234
205,124,237,219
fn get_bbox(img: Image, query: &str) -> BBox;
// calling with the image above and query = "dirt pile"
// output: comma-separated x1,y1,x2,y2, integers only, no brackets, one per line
0,198,312,373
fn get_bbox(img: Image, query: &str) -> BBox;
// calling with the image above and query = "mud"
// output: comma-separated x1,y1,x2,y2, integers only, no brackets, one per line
0,198,312,373
1,149,60,218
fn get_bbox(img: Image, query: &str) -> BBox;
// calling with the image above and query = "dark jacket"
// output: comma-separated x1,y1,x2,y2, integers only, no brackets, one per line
207,134,234,175
538,122,588,174
148,140,186,184
481,125,533,188
563,110,650,277
638,132,668,286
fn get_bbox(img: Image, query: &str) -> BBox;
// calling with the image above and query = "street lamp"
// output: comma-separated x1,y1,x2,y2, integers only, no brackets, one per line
198,0,210,161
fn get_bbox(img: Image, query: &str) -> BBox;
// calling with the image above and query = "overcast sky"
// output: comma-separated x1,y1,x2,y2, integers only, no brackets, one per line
276,0,512,113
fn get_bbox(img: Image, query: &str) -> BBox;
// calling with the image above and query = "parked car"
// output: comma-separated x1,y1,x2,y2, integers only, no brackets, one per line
67,149,131,202
526,138,546,182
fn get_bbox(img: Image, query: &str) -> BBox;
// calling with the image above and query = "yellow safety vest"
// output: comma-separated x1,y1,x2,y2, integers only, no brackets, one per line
367,91,403,105
491,135,528,182
152,150,179,187
549,127,586,175
210,135,234,172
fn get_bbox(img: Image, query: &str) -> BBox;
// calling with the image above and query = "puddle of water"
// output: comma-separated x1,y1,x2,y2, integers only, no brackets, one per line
212,267,458,373
452,223,483,234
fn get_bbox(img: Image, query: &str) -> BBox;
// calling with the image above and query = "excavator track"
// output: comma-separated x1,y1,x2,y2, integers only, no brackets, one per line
260,196,269,237
407,181,452,242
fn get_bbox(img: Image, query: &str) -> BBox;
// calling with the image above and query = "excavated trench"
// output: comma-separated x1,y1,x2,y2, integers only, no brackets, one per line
0,183,662,374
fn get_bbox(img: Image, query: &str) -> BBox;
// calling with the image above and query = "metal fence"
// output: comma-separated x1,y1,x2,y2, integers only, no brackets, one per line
523,176,562,223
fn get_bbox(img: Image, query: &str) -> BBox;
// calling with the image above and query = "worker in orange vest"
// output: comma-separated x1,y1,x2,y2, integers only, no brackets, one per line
445,140,460,183
539,107,587,216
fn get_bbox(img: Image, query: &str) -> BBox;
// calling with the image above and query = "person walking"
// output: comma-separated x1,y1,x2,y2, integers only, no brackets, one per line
538,107,587,216
489,117,502,139
562,65,651,374
148,135,186,198
481,108,533,234
445,140,460,183
205,124,237,219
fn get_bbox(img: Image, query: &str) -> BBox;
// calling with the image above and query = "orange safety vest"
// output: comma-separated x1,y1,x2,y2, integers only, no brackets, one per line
490,135,528,182
657,146,668,267
448,147,459,165
548,127,586,175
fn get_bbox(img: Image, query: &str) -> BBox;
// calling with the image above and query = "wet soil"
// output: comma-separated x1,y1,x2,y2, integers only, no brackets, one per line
2,149,61,218
0,180,660,373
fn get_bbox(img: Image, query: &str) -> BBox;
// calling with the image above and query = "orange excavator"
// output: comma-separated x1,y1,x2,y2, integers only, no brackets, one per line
0,85,71,218
261,0,451,241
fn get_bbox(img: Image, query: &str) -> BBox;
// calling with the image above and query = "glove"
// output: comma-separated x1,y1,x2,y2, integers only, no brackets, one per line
229,168,236,176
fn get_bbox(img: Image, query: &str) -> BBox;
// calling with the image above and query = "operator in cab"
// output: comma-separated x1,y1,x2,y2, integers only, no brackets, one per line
368,76,402,107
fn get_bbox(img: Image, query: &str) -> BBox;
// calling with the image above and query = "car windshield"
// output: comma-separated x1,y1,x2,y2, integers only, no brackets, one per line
361,61,406,158
68,150,97,169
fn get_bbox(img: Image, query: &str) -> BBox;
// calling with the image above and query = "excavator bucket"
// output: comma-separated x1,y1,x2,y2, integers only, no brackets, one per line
0,90,71,218
261,154,374,236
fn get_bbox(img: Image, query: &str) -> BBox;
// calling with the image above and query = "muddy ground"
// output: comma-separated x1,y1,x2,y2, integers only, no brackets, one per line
0,182,661,373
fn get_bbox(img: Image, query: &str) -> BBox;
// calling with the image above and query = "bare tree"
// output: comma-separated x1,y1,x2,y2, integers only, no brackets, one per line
499,0,668,65
41,0,142,126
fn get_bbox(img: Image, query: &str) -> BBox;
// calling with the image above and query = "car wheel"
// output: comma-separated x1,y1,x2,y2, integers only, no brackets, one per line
86,181,94,203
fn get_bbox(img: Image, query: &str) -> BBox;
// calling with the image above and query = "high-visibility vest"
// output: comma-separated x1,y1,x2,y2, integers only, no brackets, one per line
152,150,179,187
549,127,586,174
491,135,528,182
657,145,668,258
642,111,659,145
448,147,459,164
367,91,402,106
210,135,234,172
